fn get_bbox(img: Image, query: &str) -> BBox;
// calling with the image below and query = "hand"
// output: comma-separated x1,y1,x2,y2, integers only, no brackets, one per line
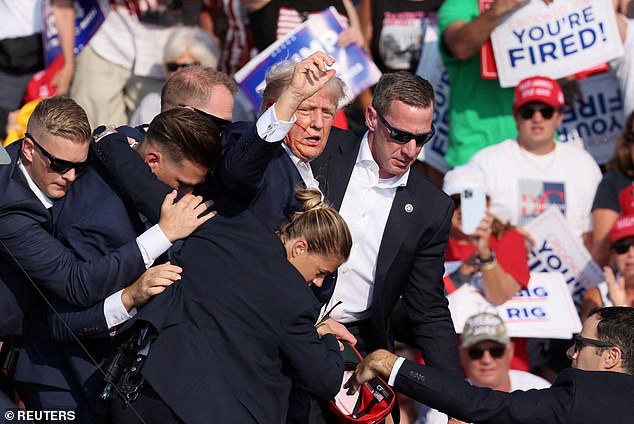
343,349,398,395
488,0,529,17
51,63,74,95
158,190,216,242
275,52,337,121
121,262,182,309
320,318,357,350
604,266,628,306
337,26,365,48
471,213,493,255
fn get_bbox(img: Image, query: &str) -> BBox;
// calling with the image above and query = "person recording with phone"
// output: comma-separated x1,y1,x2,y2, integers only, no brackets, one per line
443,165,532,372
443,165,530,306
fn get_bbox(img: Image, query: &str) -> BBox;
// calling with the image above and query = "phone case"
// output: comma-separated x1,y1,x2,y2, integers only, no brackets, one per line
461,187,486,234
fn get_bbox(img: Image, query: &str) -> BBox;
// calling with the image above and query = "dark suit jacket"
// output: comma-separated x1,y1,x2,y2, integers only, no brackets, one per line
311,134,462,377
396,359,634,423
12,165,143,422
209,122,305,232
88,140,345,422
0,142,146,338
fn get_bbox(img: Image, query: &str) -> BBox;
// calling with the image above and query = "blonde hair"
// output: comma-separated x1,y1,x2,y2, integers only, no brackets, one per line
278,189,352,261
26,96,91,144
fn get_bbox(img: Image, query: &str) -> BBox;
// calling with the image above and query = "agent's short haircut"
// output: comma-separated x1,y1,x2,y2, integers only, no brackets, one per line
145,107,222,172
371,72,435,116
161,66,238,112
259,59,347,115
589,306,634,375
26,96,91,144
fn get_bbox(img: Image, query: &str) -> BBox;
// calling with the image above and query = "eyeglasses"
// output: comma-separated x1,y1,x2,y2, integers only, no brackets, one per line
451,195,461,209
467,344,506,360
612,239,634,254
25,132,90,175
165,62,200,72
178,105,231,133
572,334,615,353
375,109,435,147
517,104,558,120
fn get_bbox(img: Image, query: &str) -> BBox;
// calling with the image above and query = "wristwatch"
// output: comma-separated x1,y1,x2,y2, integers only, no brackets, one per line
476,249,495,265
92,125,116,143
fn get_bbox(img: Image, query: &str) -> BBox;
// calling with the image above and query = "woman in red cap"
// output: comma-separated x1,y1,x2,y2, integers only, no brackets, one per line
582,214,634,320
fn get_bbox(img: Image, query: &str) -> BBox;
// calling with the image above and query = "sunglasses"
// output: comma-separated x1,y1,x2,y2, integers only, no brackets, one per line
612,238,634,254
517,105,558,120
572,334,614,353
375,110,435,146
178,105,231,133
467,344,506,360
25,132,90,175
165,62,200,72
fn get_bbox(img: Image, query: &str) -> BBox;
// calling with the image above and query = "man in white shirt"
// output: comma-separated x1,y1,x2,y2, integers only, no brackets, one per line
312,71,462,378
466,76,602,247
418,313,550,424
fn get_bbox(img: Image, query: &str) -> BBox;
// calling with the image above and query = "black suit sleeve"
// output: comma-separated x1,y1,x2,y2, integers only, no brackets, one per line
91,133,171,223
402,198,462,378
395,359,567,423
280,310,344,400
0,201,145,307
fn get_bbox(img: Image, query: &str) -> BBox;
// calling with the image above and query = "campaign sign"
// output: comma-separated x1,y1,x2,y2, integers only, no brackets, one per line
490,0,624,87
524,208,603,310
448,272,582,339
415,19,450,173
234,7,382,112
42,0,105,67
557,70,624,165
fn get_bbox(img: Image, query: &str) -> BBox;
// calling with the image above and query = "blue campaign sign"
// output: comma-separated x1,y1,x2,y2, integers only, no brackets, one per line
234,7,381,112
42,0,105,67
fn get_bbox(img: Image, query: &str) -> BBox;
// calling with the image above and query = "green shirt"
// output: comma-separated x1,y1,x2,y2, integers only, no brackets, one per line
438,0,517,167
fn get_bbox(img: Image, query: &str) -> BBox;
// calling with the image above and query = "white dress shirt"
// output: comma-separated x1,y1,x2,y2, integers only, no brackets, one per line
321,133,410,323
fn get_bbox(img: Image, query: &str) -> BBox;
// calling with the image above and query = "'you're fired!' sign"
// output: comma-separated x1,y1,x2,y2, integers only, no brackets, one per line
490,0,624,87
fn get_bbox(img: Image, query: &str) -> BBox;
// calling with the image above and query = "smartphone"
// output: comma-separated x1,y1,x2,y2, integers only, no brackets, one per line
461,187,486,234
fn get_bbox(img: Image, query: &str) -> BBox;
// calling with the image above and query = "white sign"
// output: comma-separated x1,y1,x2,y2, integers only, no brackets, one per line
558,70,624,164
448,272,582,339
491,0,624,87
525,208,604,309
415,19,450,173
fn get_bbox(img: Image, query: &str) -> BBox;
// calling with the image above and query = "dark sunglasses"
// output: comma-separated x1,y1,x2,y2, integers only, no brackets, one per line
375,110,435,146
25,132,90,175
572,334,614,353
165,62,199,72
612,238,634,254
451,195,461,209
517,104,557,120
178,104,231,133
467,344,506,360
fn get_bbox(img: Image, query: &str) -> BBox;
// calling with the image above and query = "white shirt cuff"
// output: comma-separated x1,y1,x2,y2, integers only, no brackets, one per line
136,224,172,268
104,289,137,329
255,102,296,142
388,357,406,386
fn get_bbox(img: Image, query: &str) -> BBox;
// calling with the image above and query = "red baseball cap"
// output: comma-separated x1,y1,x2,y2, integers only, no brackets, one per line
609,215,634,243
513,76,564,110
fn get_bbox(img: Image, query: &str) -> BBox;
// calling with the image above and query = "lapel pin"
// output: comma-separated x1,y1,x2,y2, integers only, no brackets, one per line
405,203,414,213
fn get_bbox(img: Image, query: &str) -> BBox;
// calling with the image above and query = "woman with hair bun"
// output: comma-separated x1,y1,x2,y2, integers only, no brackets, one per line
111,188,353,424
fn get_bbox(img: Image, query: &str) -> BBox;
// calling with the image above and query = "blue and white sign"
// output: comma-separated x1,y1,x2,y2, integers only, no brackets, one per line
490,0,624,87
42,0,105,67
234,7,382,112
